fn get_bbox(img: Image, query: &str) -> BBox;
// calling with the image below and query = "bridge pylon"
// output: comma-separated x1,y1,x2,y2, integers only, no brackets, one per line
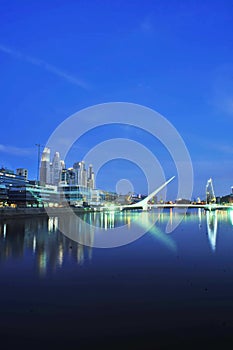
123,176,175,211
206,178,216,204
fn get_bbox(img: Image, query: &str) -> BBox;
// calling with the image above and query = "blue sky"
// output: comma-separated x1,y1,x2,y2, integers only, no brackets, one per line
0,0,233,199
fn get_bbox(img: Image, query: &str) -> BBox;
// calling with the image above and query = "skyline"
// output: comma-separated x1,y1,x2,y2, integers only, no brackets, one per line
1,148,230,202
0,0,233,198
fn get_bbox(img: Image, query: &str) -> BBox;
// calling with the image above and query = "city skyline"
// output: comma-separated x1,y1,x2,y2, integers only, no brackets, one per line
0,1,233,199
36,147,96,193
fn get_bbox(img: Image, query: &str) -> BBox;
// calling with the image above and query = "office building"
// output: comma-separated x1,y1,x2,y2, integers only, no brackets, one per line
39,148,51,186
0,167,28,187
87,164,95,189
8,184,60,207
73,161,87,187
16,168,28,180
50,152,62,186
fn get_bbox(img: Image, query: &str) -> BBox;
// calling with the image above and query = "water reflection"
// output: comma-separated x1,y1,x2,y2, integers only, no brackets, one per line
0,212,136,275
0,216,94,276
230,210,233,226
198,208,202,228
206,211,218,251
205,209,233,252
0,209,233,273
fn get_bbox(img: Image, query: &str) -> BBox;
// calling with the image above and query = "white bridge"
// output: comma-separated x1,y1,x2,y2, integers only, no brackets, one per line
120,176,175,211
105,176,232,212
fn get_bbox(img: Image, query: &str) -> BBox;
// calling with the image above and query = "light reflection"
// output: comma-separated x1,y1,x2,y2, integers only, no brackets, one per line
38,251,47,276
77,244,84,265
198,208,202,229
132,210,177,252
0,209,233,273
3,223,6,239
169,208,173,227
32,236,36,254
230,210,233,226
0,216,95,274
104,213,108,230
48,217,53,232
58,244,63,267
148,224,177,252
48,216,58,233
206,210,218,252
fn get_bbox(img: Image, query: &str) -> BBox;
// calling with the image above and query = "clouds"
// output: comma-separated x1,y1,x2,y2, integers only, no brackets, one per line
0,44,89,90
0,144,35,156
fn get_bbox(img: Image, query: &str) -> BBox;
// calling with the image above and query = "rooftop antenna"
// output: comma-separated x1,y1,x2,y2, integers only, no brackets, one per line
35,144,44,184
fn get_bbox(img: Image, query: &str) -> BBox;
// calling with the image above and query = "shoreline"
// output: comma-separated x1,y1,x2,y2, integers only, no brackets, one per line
0,206,94,219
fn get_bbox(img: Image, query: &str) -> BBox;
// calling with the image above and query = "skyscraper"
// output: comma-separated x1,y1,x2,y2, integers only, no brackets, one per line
73,161,87,187
206,178,216,204
39,148,50,186
60,160,66,170
50,152,62,186
87,164,95,189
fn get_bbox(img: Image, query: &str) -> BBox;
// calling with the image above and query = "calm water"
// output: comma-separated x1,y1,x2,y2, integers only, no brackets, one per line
0,209,233,349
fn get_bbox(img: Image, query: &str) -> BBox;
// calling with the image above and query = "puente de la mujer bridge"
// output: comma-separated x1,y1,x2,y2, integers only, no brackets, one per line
114,176,232,212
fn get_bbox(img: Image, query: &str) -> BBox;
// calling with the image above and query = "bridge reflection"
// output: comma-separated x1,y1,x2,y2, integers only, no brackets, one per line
0,209,232,273
206,210,218,251
203,209,233,252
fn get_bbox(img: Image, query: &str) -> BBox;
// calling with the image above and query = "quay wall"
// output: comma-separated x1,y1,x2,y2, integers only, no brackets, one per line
0,207,90,219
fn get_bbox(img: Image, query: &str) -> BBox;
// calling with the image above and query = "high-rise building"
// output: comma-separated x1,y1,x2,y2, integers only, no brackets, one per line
73,161,87,187
60,160,93,188
60,160,65,170
39,148,51,186
206,178,216,204
87,164,95,189
50,152,62,186
60,168,78,185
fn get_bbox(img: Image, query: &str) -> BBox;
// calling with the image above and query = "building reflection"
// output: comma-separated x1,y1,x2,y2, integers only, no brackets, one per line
198,208,202,229
205,209,233,251
230,210,233,226
0,209,232,269
206,211,218,251
0,212,134,274
0,215,97,275
154,207,233,252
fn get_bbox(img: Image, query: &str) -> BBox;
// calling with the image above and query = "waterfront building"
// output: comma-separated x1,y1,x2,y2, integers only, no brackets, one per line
0,168,28,206
59,184,91,206
0,154,98,207
102,191,118,204
220,191,233,204
90,189,105,206
0,184,8,206
16,168,28,180
59,162,94,206
0,167,28,187
8,184,60,207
